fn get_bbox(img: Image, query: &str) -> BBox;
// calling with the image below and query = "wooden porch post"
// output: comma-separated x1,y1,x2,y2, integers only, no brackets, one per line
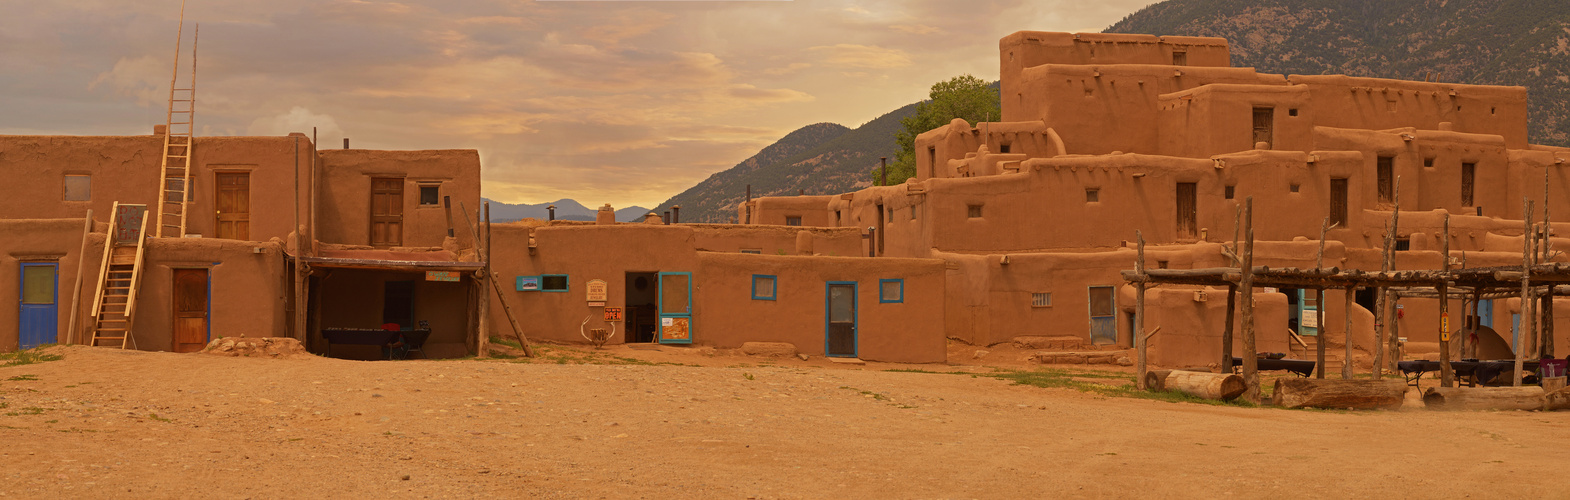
1135,231,1148,389
1240,197,1259,403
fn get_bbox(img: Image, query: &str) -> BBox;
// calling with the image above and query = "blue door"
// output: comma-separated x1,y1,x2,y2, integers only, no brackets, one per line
18,263,58,350
1478,300,1494,328
1512,313,1521,351
1088,286,1116,345
657,272,692,344
825,282,857,357
1297,289,1319,336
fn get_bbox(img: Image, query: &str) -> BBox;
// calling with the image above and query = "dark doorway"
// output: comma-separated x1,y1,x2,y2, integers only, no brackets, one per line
826,282,857,357
1252,107,1274,148
1355,288,1377,314
1176,182,1197,238
625,272,658,343
1282,287,1302,334
383,280,415,328
1377,156,1394,203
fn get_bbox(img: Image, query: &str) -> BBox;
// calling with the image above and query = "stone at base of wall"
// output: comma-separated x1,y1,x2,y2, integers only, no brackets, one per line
203,337,310,358
740,342,797,357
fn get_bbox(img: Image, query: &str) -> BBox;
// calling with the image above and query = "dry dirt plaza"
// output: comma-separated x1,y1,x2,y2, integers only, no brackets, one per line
0,343,1561,499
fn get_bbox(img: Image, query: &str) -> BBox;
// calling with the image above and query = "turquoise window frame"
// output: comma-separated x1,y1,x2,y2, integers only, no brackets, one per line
540,274,570,293
752,274,777,300
878,278,904,304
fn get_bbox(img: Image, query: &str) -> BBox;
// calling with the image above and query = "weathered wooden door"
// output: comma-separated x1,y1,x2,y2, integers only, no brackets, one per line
19,263,58,350
1088,286,1116,345
1252,107,1274,148
657,272,692,344
172,268,209,353
1175,182,1197,238
370,178,403,247
825,282,857,357
215,172,250,240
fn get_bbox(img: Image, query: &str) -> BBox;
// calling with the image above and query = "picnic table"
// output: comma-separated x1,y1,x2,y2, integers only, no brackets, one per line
322,327,431,359
1397,359,1541,387
1230,357,1316,378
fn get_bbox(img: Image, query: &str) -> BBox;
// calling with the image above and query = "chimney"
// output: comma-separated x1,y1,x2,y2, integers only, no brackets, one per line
663,211,671,225
671,205,681,224
547,204,556,221
596,204,616,225
343,138,350,149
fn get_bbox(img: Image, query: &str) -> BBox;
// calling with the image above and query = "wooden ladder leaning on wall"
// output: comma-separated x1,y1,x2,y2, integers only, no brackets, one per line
155,18,197,238
89,203,150,349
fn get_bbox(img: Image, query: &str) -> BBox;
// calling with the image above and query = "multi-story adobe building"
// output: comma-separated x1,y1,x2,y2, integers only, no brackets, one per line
743,31,1570,368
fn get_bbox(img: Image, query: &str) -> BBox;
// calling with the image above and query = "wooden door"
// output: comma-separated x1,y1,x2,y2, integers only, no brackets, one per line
215,172,250,240
370,178,404,247
1252,107,1273,148
1175,182,1197,238
1088,286,1116,345
19,263,58,350
172,269,209,353
825,282,857,357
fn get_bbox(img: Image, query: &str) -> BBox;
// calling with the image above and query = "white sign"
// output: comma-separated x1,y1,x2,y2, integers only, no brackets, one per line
661,317,674,327
1301,314,1318,328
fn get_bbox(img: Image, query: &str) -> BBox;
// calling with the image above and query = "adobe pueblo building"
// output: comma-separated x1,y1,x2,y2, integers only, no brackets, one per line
743,31,1570,371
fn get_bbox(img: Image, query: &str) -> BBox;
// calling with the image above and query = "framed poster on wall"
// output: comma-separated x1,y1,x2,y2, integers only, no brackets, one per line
516,276,540,291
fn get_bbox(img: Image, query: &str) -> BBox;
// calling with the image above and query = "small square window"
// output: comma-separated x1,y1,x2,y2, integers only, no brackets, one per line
1423,157,1435,168
1032,292,1052,308
1157,261,1169,269
1394,238,1411,251
64,174,91,201
740,249,762,254
419,185,440,205
879,279,904,303
1224,185,1235,199
785,216,802,226
540,274,569,292
1086,189,1100,202
1289,183,1301,193
967,205,983,218
1288,108,1299,117
752,275,777,300
999,143,1012,154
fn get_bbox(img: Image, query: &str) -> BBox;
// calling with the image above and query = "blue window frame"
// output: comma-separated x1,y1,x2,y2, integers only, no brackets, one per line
878,279,904,303
540,274,569,292
752,275,777,300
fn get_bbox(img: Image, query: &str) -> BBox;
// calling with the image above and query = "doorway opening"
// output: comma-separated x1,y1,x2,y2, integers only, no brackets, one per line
625,272,659,343
383,281,415,328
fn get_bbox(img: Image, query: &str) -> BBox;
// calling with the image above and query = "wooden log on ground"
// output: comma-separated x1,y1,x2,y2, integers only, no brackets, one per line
1544,384,1570,411
1271,378,1407,410
1422,386,1545,411
1164,370,1246,401
1144,370,1172,392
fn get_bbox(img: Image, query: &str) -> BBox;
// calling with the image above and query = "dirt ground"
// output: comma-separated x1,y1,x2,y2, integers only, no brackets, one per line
1,342,1567,499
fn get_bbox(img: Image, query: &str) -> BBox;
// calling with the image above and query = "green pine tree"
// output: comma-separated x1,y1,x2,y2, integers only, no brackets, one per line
875,75,1000,185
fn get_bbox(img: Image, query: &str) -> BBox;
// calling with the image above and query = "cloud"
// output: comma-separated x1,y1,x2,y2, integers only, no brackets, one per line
763,62,812,76
247,107,344,138
808,44,913,69
89,56,169,107
890,24,945,35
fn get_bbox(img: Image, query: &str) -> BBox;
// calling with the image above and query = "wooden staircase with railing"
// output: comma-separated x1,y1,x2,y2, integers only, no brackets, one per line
90,203,150,349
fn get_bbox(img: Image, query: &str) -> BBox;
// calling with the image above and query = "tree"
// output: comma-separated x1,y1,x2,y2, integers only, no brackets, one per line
874,75,1000,185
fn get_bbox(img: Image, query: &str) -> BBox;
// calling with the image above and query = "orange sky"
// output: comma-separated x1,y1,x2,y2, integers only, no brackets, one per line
1,0,1154,208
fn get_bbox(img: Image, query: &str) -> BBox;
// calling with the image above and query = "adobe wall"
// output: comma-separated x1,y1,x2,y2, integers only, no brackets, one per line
1158,84,1314,157
911,120,1060,181
483,224,946,362
1010,65,1287,155
748,196,838,226
313,268,474,359
915,151,1364,252
825,185,932,259
0,133,316,243
1000,32,1230,122
0,218,94,351
1289,75,1529,149
689,224,862,257
1121,286,1334,368
693,253,946,363
317,149,481,248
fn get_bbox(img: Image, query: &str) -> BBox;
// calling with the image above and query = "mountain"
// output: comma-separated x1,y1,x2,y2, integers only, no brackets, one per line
482,198,650,223
651,106,916,223
1106,0,1570,146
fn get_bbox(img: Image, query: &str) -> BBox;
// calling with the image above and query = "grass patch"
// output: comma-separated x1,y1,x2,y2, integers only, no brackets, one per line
7,375,38,381
0,348,61,368
6,407,47,416
507,345,695,367
888,368,1257,407
148,413,172,423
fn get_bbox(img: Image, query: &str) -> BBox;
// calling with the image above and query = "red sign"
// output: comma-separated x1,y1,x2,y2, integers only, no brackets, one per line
604,307,623,322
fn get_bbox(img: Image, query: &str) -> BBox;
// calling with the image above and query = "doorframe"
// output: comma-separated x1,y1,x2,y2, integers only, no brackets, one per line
824,281,858,358
1087,285,1116,345
657,272,692,344
18,262,59,350
213,170,250,240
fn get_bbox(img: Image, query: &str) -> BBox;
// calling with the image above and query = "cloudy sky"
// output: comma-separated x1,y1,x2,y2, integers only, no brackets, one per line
1,0,1153,208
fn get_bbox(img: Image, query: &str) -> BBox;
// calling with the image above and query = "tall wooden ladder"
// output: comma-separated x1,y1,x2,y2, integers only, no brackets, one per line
155,13,198,238
90,203,150,349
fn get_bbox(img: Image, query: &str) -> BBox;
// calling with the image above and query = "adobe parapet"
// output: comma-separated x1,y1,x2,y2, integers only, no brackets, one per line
1001,31,1231,116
